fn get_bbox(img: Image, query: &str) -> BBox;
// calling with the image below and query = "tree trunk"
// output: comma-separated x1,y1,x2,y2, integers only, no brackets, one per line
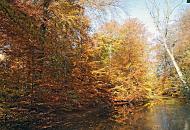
162,38,188,89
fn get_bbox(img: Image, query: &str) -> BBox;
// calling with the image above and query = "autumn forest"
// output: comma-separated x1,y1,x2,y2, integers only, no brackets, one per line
1,0,190,130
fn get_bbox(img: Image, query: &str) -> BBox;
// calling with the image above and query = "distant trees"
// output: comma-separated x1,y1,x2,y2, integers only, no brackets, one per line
174,8,190,95
92,19,150,102
146,0,188,89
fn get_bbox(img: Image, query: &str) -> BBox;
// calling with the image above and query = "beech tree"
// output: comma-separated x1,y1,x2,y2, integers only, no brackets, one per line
93,19,150,103
0,1,112,127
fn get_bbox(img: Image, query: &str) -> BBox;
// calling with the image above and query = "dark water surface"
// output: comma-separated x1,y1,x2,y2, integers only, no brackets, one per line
2,97,190,130
52,97,190,130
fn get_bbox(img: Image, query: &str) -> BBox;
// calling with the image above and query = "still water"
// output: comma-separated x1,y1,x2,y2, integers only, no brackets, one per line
54,97,190,130
2,97,190,130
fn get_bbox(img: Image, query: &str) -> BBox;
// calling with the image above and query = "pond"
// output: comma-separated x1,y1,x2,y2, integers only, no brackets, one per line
1,97,190,130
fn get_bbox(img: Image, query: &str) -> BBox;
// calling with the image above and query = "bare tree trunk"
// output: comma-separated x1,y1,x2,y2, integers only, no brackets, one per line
162,38,187,85
108,41,112,75
146,0,188,89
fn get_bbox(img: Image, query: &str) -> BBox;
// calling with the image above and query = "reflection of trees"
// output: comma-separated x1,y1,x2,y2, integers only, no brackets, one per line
149,100,190,130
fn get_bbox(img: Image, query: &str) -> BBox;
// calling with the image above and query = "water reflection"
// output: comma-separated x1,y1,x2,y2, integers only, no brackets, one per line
46,98,190,130
2,98,190,130
143,99,190,130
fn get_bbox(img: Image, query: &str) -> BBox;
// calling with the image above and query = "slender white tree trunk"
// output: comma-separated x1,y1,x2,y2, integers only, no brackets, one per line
162,38,186,85
146,0,189,91
109,43,112,74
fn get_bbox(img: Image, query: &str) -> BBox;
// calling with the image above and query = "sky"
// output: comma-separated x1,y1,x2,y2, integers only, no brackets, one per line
124,0,190,35
87,0,190,38
123,0,156,33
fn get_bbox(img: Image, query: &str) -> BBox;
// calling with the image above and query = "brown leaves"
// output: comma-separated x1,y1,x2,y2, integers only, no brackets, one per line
93,19,150,103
